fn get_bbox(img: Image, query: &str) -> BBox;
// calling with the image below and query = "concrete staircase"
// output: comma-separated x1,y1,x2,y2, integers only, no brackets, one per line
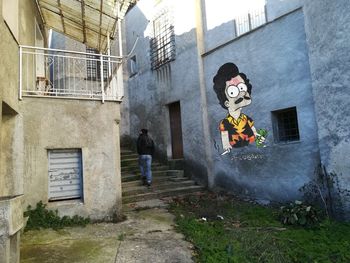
121,148,204,206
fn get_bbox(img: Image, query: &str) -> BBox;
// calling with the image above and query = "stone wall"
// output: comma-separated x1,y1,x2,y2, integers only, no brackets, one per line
303,0,350,217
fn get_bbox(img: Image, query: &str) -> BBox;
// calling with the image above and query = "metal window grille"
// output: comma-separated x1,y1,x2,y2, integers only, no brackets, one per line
150,9,175,70
86,47,108,81
273,107,300,142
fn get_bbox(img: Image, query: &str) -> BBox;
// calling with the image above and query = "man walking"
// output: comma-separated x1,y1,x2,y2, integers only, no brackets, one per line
137,129,155,187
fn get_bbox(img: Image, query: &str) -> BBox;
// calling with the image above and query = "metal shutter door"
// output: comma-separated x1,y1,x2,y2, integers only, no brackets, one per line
48,149,82,201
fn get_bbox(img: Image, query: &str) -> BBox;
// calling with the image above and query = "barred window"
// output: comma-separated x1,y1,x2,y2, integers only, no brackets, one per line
86,47,108,81
272,107,300,143
150,8,175,70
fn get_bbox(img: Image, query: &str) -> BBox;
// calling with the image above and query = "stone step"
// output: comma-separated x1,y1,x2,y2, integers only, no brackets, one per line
121,148,133,154
122,176,188,188
121,164,168,173
122,185,205,204
121,170,174,182
121,170,185,182
122,180,196,196
121,153,139,160
168,159,185,170
120,157,139,166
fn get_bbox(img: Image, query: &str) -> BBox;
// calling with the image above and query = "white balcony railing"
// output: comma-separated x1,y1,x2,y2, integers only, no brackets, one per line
19,46,124,102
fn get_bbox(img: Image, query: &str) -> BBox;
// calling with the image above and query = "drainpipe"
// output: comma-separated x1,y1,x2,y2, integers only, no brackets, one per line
116,17,124,100
100,52,105,103
107,32,112,90
195,0,214,188
19,46,23,100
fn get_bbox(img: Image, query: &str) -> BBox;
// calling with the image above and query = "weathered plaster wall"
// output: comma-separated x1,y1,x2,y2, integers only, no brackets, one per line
203,9,319,201
303,0,350,215
0,0,43,261
124,1,208,182
0,19,19,115
0,0,46,197
21,98,122,220
202,0,303,54
0,5,20,198
266,0,302,21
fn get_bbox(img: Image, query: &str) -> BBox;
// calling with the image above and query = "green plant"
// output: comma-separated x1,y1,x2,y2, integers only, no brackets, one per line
24,201,90,231
170,194,350,262
278,200,320,227
117,233,126,241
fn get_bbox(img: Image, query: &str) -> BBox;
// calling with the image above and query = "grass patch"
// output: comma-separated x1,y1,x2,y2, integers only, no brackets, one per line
24,201,90,231
169,193,350,263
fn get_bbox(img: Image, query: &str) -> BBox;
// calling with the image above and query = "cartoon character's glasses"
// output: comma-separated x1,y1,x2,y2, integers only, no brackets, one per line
226,83,248,98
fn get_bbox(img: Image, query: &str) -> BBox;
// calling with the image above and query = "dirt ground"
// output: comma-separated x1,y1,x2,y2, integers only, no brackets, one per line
21,199,194,263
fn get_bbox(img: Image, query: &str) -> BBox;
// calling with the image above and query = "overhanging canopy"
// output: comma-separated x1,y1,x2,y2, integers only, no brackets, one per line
36,0,136,52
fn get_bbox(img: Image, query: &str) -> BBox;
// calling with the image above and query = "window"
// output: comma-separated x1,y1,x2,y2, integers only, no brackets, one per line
48,149,83,202
272,107,300,143
2,0,19,41
86,47,108,81
128,55,138,76
150,8,175,70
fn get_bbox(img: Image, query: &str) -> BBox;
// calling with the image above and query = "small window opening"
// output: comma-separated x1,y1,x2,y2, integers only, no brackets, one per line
272,107,300,143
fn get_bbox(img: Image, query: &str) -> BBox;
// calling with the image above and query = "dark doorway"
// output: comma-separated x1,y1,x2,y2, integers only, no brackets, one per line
168,101,184,159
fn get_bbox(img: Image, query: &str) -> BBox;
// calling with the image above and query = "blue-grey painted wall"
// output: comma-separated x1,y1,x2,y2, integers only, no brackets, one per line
303,0,350,215
123,0,349,207
204,9,319,201
124,2,209,183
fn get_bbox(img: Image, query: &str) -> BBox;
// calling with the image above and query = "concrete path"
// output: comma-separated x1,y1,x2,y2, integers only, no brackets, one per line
21,200,194,263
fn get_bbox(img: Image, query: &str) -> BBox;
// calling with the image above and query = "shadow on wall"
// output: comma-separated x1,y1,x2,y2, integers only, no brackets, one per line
184,160,208,187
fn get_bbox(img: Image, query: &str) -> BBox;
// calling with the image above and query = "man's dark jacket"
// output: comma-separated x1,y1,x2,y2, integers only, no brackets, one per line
137,134,155,155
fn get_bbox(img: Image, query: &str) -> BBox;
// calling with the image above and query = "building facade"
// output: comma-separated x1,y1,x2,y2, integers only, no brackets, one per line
123,0,350,215
0,1,133,262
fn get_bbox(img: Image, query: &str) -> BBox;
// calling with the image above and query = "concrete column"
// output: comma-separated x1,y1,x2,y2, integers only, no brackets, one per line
195,0,214,188
0,195,24,263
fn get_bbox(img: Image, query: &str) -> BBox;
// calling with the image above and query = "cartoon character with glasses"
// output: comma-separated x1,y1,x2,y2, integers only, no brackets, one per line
213,63,266,154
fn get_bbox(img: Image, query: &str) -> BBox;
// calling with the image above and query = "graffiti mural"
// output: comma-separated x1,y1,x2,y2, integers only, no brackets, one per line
213,63,267,155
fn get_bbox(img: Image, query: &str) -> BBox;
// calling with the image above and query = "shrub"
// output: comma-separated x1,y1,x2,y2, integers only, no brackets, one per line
278,200,320,227
24,201,90,230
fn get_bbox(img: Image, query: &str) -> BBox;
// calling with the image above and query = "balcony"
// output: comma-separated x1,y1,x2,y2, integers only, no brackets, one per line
19,45,124,102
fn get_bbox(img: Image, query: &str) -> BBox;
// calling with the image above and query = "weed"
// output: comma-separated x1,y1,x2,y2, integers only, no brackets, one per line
117,233,126,241
169,193,350,262
24,201,90,231
278,200,320,227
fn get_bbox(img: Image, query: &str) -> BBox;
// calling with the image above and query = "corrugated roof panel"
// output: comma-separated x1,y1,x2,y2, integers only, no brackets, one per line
39,2,60,14
60,0,81,14
65,23,84,42
85,29,100,49
42,10,64,32
37,0,137,51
